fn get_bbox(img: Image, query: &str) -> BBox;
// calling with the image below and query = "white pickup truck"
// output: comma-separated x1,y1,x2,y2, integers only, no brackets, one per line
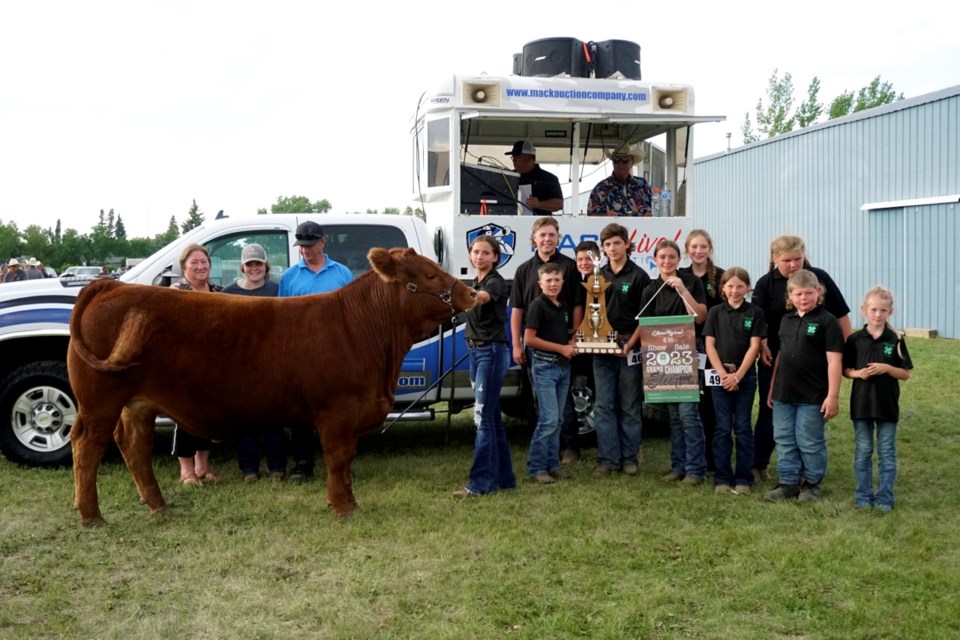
0,213,481,467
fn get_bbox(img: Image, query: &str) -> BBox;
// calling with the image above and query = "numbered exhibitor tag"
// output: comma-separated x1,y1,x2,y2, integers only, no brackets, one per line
627,348,642,367
705,369,722,387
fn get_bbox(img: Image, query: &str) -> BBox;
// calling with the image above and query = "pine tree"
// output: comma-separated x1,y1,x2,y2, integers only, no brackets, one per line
181,199,204,234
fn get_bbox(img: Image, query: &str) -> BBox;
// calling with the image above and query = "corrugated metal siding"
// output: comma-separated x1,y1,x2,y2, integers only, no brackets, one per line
693,86,960,337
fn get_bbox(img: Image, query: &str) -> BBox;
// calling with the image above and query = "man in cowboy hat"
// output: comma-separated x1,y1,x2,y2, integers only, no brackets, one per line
505,140,564,216
3,258,27,283
588,143,653,217
25,258,44,280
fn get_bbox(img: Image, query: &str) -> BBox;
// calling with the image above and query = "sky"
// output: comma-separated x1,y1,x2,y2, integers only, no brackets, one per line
2,0,958,239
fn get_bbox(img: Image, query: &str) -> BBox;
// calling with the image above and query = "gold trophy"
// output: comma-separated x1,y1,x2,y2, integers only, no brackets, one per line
575,252,622,354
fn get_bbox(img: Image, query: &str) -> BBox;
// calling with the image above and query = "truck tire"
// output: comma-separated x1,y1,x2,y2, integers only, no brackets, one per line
0,361,76,467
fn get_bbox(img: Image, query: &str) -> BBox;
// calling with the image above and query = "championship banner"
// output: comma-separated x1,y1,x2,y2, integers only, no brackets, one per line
636,315,699,403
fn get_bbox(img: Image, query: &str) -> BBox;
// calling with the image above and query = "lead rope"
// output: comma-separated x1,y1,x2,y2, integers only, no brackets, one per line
635,278,697,320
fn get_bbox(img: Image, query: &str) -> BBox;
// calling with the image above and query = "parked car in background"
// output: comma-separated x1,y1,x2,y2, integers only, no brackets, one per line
59,266,102,281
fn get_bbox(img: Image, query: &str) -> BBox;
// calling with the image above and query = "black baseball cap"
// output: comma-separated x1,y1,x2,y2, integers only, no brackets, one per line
294,221,325,246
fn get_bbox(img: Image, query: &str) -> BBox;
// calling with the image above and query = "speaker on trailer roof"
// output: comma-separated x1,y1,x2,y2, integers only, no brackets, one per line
594,39,641,80
512,53,522,75
521,37,588,78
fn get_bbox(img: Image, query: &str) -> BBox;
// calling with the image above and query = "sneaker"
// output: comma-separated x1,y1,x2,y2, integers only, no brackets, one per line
268,471,286,482
752,468,769,483
877,504,893,513
733,485,752,495
798,482,822,502
714,484,732,494
532,471,556,484
680,475,703,487
561,450,579,465
243,473,259,484
764,483,800,501
452,487,479,498
591,465,612,479
856,501,873,510
287,462,314,484
622,463,639,476
660,470,683,482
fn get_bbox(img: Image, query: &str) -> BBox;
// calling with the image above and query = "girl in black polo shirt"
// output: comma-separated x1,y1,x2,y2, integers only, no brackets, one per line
703,267,766,495
842,287,913,512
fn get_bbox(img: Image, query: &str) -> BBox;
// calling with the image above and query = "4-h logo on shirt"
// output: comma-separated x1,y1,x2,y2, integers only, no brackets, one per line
743,317,753,330
883,343,895,357
806,323,819,336
620,282,630,294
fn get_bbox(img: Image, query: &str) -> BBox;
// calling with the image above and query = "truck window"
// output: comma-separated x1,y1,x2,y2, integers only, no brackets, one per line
322,224,409,278
204,231,290,286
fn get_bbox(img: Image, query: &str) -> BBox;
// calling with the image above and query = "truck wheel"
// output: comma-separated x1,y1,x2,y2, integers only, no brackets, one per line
0,361,76,467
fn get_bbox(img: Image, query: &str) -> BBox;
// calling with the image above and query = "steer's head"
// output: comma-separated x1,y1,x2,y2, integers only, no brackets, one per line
369,248,475,323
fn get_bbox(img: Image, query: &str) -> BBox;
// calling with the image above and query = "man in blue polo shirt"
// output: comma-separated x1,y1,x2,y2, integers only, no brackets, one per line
280,220,354,482
279,220,353,297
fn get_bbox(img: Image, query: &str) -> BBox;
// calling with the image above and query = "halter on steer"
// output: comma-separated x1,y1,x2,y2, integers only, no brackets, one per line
405,274,460,316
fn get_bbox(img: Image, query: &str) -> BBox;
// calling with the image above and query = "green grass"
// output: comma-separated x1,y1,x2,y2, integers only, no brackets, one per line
2,338,959,639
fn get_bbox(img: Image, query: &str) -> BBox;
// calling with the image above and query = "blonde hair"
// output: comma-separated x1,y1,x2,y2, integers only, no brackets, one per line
685,229,719,299
862,286,898,333
785,269,824,309
529,216,560,247
768,235,807,272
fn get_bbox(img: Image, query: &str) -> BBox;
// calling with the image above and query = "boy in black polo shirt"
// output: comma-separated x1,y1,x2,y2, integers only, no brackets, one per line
592,224,651,478
765,269,844,503
524,262,578,484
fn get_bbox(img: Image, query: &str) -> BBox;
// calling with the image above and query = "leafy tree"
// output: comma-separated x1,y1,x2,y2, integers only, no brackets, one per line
382,207,400,215
115,215,127,240
403,206,426,222
181,199,204,234
0,219,23,259
794,77,823,129
742,69,796,143
22,225,52,262
107,209,116,238
55,219,62,244
256,207,268,215
269,196,332,213
745,71,903,143
828,75,904,119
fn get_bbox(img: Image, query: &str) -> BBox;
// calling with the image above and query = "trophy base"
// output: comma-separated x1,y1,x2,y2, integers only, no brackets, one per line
576,340,623,355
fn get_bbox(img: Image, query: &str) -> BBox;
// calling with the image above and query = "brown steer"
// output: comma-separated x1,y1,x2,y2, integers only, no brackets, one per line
67,247,475,525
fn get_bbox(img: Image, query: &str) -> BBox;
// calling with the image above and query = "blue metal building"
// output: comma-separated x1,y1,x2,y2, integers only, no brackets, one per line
692,85,960,338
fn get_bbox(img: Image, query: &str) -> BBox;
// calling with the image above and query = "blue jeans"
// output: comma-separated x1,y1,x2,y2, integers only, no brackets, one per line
667,402,706,479
465,343,516,494
753,362,775,470
527,358,570,476
773,402,827,485
237,429,287,475
711,371,757,487
853,420,897,508
593,354,643,470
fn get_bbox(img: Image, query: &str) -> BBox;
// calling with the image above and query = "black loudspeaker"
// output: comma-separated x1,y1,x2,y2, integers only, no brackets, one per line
594,39,641,80
512,53,522,75
521,37,588,78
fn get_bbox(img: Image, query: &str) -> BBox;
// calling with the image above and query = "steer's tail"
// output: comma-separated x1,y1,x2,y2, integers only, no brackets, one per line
70,280,146,372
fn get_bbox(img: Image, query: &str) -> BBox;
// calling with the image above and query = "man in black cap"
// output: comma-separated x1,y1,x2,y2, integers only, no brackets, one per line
278,220,353,297
506,140,564,216
279,220,355,482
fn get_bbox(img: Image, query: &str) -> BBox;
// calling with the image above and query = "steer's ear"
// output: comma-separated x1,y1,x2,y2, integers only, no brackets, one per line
368,247,399,282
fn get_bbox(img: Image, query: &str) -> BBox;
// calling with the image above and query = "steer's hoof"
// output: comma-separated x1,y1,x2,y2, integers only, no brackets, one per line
80,516,107,528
